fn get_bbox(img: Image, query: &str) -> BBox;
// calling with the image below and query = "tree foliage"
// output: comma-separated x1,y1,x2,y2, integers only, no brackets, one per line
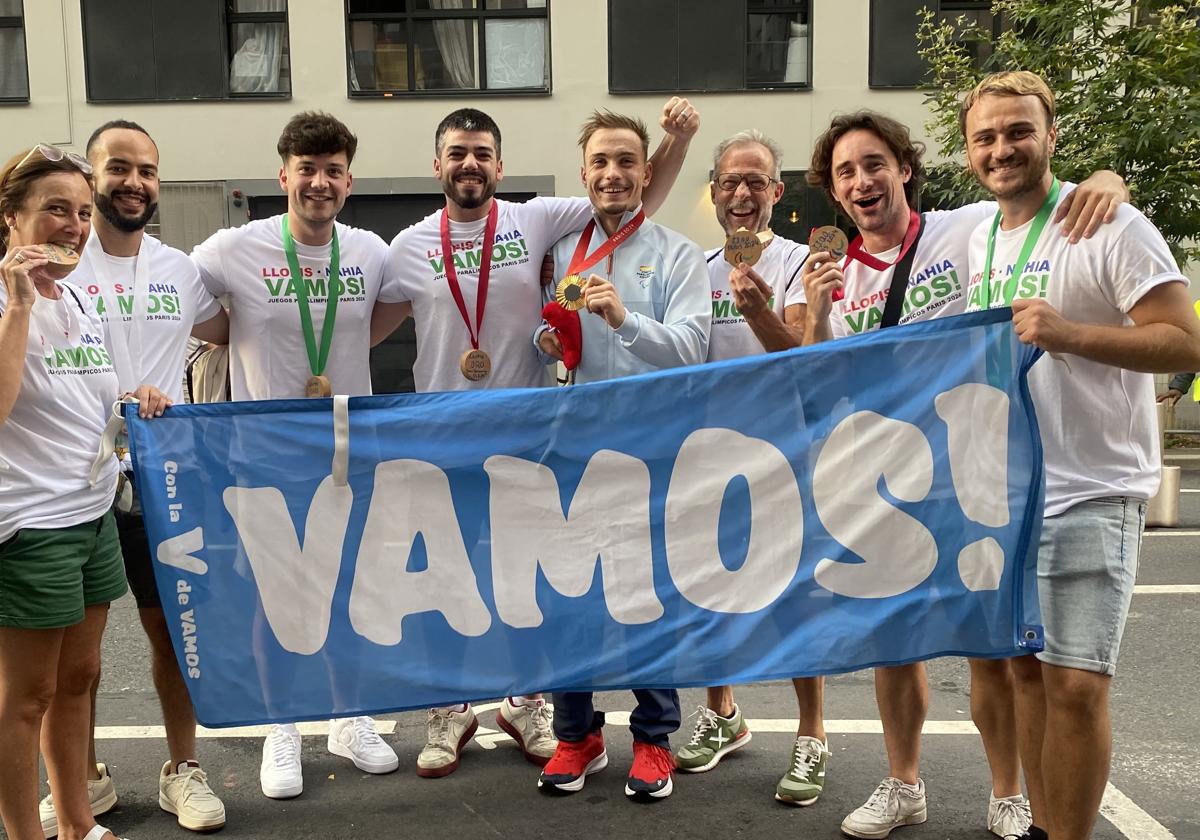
918,1,1200,265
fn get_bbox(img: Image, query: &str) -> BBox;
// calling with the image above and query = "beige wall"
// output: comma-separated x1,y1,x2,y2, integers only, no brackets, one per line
5,0,1197,286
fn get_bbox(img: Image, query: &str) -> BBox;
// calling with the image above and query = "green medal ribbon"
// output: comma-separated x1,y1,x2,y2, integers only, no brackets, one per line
979,178,1061,310
281,214,340,378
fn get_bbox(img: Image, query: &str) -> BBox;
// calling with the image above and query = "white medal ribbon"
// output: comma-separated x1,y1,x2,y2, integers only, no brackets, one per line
26,286,82,356
81,235,152,392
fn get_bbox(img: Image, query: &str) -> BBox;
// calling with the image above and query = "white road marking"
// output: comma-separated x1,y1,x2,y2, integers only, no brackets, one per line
1177,488,1200,493
1134,584,1200,594
1144,529,1200,536
1101,782,1176,839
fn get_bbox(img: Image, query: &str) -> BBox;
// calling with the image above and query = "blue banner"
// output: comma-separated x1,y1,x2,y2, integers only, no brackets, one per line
127,309,1044,728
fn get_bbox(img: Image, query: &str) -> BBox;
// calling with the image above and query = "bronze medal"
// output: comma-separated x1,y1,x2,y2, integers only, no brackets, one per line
39,243,80,266
555,274,587,311
724,227,764,267
460,348,492,381
305,375,332,398
809,225,848,260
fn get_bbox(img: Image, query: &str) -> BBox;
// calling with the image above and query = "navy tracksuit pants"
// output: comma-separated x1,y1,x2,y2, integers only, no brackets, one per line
551,689,680,748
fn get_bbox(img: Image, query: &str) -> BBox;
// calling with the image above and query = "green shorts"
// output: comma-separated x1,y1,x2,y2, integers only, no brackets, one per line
0,513,128,628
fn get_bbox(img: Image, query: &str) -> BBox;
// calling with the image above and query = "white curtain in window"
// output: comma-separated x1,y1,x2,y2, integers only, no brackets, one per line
430,0,474,89
229,0,287,94
0,28,27,98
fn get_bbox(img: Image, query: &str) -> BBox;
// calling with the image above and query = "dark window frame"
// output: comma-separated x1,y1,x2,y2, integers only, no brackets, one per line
868,0,1000,90
80,0,291,103
0,1,29,104
608,0,812,95
344,0,552,99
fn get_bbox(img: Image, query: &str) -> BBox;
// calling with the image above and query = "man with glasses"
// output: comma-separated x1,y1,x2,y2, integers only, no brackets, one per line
673,130,827,807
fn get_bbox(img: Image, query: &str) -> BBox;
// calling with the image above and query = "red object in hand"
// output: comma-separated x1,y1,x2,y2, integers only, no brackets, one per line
541,301,582,371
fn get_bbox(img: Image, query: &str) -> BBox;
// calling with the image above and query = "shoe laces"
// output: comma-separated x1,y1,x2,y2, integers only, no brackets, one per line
789,737,822,777
174,766,212,804
266,728,300,768
684,705,719,746
426,708,452,747
528,703,554,738
350,716,385,748
862,777,903,816
994,797,1032,837
631,742,675,778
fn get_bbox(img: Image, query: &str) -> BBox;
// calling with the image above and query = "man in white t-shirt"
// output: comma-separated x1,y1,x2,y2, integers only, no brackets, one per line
191,111,405,800
673,129,829,806
376,98,700,780
960,71,1200,840
801,110,1128,840
40,120,230,837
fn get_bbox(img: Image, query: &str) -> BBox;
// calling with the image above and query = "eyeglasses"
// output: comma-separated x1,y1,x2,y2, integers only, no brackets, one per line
11,143,93,176
714,172,777,193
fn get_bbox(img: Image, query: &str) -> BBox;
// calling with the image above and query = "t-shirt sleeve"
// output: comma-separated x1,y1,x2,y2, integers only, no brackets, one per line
191,229,230,297
1105,210,1189,313
381,229,417,304
782,244,809,307
534,196,595,243
363,231,405,304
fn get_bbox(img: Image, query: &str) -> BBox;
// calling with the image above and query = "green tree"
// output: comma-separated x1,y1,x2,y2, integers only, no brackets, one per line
918,1,1200,265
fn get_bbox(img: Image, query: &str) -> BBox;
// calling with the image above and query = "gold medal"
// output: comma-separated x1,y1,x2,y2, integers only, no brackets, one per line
460,349,492,381
724,226,764,267
39,243,80,266
809,225,848,260
555,275,587,311
305,375,332,398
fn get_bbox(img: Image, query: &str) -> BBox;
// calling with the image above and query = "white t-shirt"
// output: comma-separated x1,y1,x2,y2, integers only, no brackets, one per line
74,234,222,402
386,197,592,392
705,235,808,362
830,204,995,339
966,182,1187,516
0,281,119,541
192,216,398,400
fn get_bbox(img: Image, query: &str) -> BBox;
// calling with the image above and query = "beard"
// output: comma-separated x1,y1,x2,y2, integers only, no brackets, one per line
95,190,157,233
985,145,1052,201
443,173,496,210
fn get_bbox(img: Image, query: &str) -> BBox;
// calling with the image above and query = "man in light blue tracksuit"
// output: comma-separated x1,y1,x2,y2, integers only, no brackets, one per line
533,108,710,802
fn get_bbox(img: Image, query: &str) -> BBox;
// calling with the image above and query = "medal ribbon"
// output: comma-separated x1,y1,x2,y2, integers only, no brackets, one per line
567,209,646,277
979,179,1061,310
281,214,340,378
440,200,499,351
842,209,922,272
84,234,151,391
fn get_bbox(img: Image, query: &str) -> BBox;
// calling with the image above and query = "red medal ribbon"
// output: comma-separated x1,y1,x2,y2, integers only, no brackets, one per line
567,209,646,277
842,209,922,272
440,200,499,351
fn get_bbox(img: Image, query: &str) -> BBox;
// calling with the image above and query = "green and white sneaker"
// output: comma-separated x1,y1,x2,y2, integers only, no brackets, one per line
674,704,752,773
775,735,829,806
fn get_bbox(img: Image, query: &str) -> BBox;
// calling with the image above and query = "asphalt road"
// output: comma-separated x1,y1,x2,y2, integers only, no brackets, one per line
8,477,1200,840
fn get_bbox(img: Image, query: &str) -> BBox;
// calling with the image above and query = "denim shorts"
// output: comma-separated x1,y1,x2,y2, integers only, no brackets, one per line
1035,496,1145,676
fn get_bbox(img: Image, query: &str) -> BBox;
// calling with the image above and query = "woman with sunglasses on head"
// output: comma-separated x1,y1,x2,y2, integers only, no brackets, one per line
0,145,130,840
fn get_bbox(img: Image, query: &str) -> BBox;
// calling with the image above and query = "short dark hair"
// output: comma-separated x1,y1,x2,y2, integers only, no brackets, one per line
807,110,926,211
86,120,155,157
276,111,358,164
0,147,94,251
435,109,502,158
578,110,650,160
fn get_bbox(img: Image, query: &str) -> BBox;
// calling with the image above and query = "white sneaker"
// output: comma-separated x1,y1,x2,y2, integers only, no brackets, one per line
496,697,557,765
841,777,928,839
416,704,478,778
988,792,1032,838
327,716,399,774
40,762,119,837
260,723,303,799
159,760,226,831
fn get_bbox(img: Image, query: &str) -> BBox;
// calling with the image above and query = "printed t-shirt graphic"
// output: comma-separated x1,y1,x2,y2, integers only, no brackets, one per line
705,235,808,362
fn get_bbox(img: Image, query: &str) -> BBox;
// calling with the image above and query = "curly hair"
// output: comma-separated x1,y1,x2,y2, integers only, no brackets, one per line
276,111,358,164
807,110,925,211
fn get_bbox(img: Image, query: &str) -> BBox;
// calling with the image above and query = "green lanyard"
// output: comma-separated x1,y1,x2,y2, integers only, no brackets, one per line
281,214,340,378
979,178,1060,310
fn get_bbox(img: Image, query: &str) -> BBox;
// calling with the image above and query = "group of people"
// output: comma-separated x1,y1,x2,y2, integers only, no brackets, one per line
1,69,1196,840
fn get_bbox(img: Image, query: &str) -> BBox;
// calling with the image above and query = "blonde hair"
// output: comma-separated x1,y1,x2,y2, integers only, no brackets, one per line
959,70,1056,137
578,110,650,160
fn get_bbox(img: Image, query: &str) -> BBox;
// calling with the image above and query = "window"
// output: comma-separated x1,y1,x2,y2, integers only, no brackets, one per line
870,0,1001,88
609,0,811,93
770,171,853,240
0,0,27,102
82,1,289,102
347,1,550,97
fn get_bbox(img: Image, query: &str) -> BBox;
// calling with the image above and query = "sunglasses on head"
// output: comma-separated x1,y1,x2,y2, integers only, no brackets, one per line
12,143,94,177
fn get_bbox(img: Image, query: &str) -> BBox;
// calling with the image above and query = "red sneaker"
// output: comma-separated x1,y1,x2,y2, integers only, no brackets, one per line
537,731,607,794
625,741,675,800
